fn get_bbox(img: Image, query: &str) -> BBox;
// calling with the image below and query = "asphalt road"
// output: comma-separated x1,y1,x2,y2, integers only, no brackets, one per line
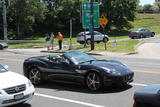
0,50,160,107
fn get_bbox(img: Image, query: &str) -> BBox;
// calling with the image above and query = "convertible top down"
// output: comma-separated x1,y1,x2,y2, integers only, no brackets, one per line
23,51,134,91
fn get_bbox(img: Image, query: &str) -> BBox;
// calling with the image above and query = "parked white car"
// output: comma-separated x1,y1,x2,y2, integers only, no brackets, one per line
0,64,35,107
77,31,109,44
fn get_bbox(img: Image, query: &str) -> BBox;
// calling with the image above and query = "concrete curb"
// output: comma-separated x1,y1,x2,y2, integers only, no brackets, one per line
40,50,103,56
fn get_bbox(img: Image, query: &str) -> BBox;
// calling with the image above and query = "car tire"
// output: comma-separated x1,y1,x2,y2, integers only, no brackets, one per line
103,37,109,43
28,67,43,85
131,37,134,39
140,34,143,38
85,72,103,91
86,39,91,44
97,41,100,43
151,33,155,37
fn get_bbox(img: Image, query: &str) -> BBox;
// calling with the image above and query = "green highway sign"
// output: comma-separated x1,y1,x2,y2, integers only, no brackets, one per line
82,2,100,29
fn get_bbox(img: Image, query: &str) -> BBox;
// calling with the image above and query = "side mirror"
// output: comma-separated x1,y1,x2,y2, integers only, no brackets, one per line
4,65,9,70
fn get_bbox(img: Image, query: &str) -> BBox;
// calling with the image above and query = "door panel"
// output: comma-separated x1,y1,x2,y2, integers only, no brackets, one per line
47,62,80,82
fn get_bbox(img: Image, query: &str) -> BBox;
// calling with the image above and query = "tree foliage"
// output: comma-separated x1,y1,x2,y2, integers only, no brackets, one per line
100,0,138,31
8,0,45,39
143,4,153,10
155,0,160,11
0,0,138,39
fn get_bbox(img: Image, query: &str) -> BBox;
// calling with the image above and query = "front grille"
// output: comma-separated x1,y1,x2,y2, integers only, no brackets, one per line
4,84,26,94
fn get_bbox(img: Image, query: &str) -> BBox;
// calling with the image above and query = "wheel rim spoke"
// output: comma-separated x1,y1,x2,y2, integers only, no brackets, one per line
87,76,92,82
88,82,93,87
30,71,34,76
93,74,95,80
87,73,101,90
95,81,100,84
93,82,97,90
29,69,41,84
35,71,39,75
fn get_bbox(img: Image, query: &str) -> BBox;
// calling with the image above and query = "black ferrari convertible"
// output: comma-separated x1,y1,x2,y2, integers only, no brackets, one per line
23,51,134,91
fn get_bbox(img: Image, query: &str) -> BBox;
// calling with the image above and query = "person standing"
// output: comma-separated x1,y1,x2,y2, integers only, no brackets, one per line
50,32,55,50
45,33,50,51
58,32,63,50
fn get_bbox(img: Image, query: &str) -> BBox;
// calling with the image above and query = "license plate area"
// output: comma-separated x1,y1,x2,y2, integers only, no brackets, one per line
14,93,24,100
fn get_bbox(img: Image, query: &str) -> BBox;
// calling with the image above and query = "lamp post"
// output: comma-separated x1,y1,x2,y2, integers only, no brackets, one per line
90,0,94,50
2,0,8,43
69,18,76,50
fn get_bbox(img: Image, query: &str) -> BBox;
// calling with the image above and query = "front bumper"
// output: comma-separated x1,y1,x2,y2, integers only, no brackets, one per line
103,73,134,86
129,34,140,38
0,85,35,107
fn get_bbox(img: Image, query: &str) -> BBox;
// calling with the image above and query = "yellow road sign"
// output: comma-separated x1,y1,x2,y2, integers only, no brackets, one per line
98,15,108,28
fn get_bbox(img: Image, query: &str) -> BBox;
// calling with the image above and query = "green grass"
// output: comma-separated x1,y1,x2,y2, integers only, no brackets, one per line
130,14,160,34
9,14,159,52
9,43,45,48
64,40,139,53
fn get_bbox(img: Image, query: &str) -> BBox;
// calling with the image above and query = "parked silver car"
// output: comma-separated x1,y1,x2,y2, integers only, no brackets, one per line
0,42,8,50
77,31,109,44
129,28,155,39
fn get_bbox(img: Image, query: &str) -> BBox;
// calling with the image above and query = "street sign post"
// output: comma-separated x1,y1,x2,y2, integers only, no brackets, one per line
82,2,99,29
98,14,108,50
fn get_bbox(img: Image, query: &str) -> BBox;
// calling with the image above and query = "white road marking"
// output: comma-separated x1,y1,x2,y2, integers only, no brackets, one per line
130,83,148,87
35,83,149,107
35,93,106,107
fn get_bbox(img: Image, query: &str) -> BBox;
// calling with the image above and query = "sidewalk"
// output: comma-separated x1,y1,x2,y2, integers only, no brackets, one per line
4,35,160,59
5,46,160,60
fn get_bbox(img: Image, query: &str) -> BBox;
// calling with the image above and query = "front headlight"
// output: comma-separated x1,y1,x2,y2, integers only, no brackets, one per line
101,67,121,75
28,80,33,87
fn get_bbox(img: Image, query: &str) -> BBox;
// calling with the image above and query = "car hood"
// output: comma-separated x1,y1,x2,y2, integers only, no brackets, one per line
0,71,28,89
135,84,160,95
82,61,131,74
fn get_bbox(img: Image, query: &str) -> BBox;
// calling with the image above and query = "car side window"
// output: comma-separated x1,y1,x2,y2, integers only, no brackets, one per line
64,58,70,64
94,32,99,35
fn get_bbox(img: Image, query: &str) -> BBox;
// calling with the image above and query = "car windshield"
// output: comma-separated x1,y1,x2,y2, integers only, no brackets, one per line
0,65,7,73
64,51,96,64
132,29,141,32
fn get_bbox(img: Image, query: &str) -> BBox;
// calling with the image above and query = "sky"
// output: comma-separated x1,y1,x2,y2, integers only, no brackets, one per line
139,0,155,6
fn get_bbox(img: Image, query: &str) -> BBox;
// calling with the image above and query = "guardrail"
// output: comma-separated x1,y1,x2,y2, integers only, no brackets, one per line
0,40,46,43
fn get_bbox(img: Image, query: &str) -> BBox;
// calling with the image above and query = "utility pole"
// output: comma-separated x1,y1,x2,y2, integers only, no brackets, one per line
69,18,75,50
90,0,94,50
2,0,8,43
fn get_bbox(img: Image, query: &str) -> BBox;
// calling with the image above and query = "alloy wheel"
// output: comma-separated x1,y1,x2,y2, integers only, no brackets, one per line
86,73,101,91
29,68,41,85
151,33,154,37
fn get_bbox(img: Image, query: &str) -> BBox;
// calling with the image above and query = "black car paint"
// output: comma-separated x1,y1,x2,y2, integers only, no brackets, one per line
134,84,160,106
23,51,134,87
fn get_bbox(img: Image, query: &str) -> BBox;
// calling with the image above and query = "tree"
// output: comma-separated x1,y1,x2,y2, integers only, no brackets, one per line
44,0,81,33
0,4,3,39
100,0,138,31
155,0,160,11
8,0,45,39
143,4,153,10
